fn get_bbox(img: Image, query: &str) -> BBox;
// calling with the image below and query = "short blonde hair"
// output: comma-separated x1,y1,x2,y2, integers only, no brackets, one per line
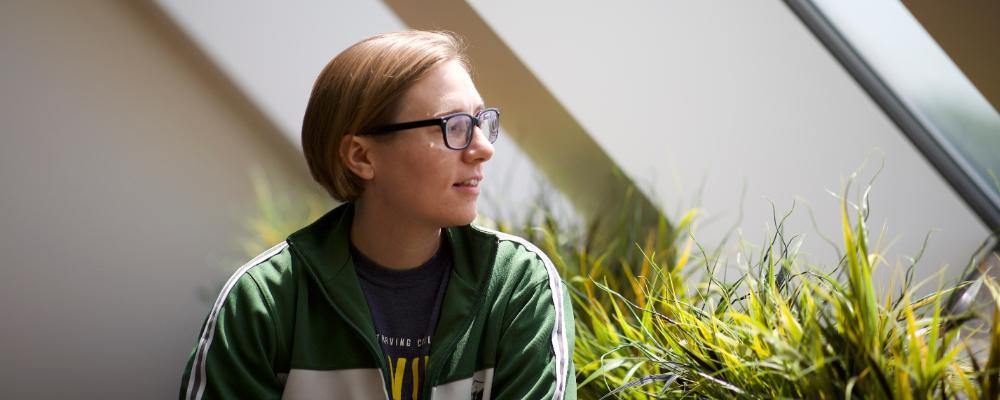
301,30,469,202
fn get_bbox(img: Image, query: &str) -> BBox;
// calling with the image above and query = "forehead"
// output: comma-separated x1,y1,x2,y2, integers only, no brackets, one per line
396,60,484,119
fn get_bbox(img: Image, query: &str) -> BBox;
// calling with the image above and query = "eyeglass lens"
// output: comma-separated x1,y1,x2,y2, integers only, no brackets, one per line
444,110,500,149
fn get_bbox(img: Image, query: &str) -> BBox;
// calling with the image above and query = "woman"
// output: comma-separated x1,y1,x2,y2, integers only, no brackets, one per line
179,31,576,399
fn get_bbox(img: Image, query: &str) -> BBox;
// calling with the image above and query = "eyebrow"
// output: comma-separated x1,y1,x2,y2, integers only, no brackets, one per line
436,104,486,118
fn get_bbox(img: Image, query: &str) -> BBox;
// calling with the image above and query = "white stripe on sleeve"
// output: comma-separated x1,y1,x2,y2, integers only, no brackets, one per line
486,230,570,400
185,242,288,400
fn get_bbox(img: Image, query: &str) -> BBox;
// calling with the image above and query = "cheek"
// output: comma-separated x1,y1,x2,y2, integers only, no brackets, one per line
385,143,453,194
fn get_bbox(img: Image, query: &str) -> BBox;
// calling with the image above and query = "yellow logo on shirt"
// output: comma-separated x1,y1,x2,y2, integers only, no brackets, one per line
386,355,429,400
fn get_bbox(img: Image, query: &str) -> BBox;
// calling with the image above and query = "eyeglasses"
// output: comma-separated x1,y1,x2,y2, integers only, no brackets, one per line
361,108,500,150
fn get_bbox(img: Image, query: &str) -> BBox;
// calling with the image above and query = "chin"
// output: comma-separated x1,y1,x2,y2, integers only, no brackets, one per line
439,206,478,227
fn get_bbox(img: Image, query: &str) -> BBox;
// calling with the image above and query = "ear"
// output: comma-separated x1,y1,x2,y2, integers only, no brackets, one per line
339,134,376,181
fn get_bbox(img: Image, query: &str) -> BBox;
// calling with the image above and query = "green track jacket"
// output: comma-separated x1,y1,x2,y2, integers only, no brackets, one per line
179,203,577,399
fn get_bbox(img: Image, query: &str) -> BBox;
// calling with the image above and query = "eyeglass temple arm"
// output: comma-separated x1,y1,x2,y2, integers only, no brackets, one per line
362,118,443,136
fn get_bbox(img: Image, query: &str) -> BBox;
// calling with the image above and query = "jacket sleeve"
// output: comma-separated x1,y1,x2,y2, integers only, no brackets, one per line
179,273,283,400
492,278,577,400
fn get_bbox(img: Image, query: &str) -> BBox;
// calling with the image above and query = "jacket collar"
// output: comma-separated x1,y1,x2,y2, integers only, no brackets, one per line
285,202,498,367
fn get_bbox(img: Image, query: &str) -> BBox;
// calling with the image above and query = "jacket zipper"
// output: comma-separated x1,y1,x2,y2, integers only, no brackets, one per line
327,299,390,397
287,243,391,398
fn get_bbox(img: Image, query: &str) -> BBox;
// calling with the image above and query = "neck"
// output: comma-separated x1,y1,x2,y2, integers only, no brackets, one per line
350,199,442,271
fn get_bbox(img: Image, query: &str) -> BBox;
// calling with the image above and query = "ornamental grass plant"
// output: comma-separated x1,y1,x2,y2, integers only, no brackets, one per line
239,170,1000,399
489,178,1000,399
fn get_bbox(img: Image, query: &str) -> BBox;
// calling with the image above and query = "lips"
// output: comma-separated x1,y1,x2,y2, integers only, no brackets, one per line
454,178,480,187
453,175,484,187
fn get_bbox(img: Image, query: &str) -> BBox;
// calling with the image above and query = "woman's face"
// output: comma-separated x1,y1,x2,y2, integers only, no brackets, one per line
363,60,494,228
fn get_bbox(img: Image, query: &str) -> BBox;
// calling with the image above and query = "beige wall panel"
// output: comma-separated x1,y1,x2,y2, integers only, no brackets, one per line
0,2,314,398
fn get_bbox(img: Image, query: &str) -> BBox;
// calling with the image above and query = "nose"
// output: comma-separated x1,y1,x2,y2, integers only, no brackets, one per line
463,126,494,163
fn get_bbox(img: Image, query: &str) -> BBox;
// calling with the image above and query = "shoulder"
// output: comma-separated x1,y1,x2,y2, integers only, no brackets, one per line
195,241,299,357
211,242,297,314
226,242,293,288
469,225,562,290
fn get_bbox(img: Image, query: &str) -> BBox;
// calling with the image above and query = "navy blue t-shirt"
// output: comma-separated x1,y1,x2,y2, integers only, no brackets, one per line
351,238,451,400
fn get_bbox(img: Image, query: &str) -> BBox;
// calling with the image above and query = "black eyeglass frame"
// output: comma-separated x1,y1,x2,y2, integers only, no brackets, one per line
360,108,500,150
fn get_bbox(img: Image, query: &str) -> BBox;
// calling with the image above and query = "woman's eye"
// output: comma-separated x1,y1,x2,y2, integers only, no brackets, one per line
449,119,469,133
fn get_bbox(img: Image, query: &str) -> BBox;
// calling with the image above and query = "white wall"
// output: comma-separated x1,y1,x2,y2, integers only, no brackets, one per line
467,0,989,279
